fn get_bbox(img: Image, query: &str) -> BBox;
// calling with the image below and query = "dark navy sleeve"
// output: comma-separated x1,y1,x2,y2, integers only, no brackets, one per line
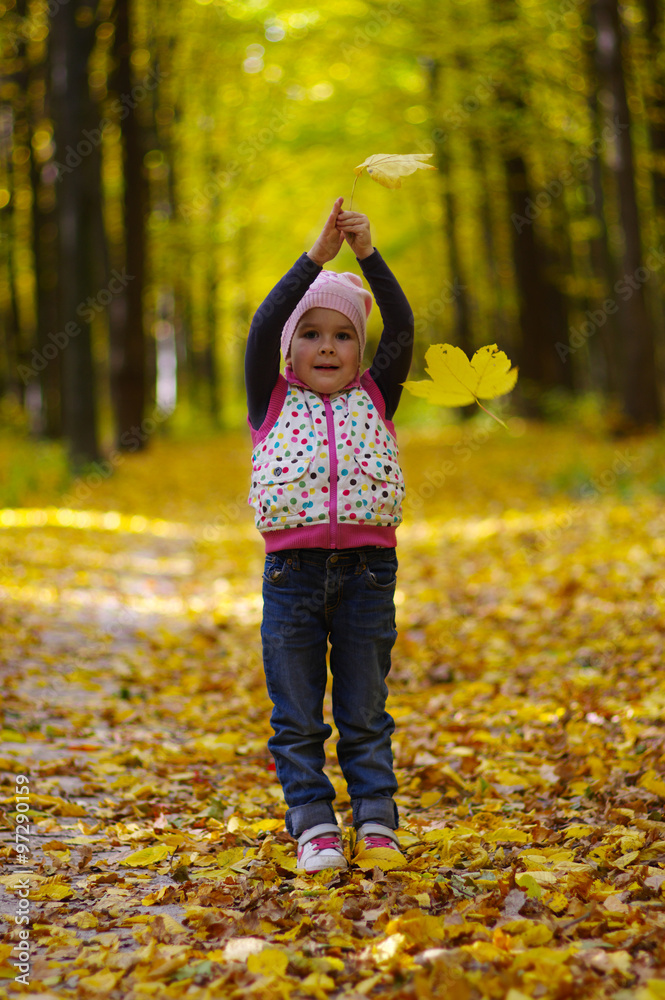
360,250,414,422
245,253,323,430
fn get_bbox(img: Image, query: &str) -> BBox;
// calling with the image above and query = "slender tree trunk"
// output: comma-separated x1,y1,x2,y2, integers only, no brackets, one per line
1,0,29,410
470,137,511,351
542,183,575,392
491,0,573,409
424,58,473,368
29,32,61,437
49,0,101,469
584,88,622,395
108,0,148,451
205,254,220,427
591,0,661,427
2,222,23,401
642,0,665,237
505,155,572,401
641,0,665,351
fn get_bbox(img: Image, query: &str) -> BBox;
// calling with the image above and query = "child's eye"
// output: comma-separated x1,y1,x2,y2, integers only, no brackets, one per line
336,332,351,340
301,330,318,338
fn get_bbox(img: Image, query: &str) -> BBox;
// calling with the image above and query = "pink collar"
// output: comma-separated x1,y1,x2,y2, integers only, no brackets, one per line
284,364,362,393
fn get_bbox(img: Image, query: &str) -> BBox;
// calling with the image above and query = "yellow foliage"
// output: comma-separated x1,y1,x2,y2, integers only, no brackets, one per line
247,948,289,977
404,344,518,424
3,424,665,999
118,844,170,867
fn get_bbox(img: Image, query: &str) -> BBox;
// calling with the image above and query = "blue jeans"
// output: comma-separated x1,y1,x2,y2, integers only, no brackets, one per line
261,546,399,838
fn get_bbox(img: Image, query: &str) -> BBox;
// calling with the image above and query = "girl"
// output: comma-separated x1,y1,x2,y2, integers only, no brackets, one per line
245,197,414,871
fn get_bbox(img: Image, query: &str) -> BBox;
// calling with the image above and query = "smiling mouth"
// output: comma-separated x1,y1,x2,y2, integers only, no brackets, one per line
314,365,339,370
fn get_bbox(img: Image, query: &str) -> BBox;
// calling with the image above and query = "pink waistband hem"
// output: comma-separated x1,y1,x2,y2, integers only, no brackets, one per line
261,523,398,552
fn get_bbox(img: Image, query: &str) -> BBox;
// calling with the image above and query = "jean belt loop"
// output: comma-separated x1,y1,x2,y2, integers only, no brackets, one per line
290,551,300,570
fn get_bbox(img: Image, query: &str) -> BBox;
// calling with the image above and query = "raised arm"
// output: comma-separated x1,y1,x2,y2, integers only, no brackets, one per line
360,251,414,421
335,209,414,420
244,254,322,430
245,198,346,430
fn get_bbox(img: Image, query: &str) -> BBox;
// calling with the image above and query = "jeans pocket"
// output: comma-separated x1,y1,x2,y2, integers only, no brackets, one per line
364,555,398,591
263,554,291,586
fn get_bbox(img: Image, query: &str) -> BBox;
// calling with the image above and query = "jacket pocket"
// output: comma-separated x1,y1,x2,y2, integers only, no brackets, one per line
355,452,405,520
250,453,315,522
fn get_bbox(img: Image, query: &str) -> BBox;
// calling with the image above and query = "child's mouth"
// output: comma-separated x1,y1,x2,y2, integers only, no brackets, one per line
314,365,338,370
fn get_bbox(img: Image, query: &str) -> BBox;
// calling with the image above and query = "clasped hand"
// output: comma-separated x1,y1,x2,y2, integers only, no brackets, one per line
307,197,374,265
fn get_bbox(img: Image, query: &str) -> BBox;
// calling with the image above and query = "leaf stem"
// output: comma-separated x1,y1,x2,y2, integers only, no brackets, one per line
349,173,360,211
473,397,508,429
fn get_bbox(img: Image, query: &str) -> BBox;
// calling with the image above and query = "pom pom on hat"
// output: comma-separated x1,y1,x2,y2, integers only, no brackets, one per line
281,270,373,362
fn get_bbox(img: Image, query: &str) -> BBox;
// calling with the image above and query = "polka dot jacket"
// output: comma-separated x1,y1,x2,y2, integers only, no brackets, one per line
248,372,405,538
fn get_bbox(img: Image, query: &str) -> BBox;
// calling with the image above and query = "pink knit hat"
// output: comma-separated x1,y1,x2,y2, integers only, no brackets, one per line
281,270,373,362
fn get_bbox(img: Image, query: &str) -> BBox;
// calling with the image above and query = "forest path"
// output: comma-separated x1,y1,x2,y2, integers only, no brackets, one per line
1,425,665,998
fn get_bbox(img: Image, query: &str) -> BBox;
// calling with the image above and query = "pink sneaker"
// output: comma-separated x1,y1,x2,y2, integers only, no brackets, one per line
355,822,402,853
297,823,348,872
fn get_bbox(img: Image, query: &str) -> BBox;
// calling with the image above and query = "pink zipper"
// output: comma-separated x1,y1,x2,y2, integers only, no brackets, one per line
323,396,338,548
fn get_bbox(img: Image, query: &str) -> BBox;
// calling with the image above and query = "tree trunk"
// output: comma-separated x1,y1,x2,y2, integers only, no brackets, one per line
205,254,220,427
591,0,661,427
423,56,473,396
643,0,665,236
49,0,101,469
504,155,572,404
641,0,665,350
490,0,573,409
584,87,622,395
29,29,61,438
108,0,148,452
0,0,30,411
470,137,511,352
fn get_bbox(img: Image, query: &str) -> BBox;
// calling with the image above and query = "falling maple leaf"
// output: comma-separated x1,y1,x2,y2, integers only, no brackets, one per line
403,343,518,427
349,153,435,208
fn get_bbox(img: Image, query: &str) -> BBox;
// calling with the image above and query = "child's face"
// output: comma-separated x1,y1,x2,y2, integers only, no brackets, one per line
286,307,360,394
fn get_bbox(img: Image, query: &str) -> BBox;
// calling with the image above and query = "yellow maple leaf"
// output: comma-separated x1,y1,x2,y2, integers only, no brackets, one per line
404,343,518,427
546,891,570,914
31,883,75,900
118,843,169,867
247,948,288,977
354,845,407,871
485,827,531,843
77,970,122,994
301,972,336,998
354,153,435,189
349,153,435,208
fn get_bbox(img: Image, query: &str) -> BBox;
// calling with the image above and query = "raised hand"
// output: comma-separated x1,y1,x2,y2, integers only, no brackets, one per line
307,197,345,265
335,210,374,260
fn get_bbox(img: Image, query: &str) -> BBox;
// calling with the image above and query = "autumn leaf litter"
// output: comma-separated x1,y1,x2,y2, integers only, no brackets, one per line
1,423,665,999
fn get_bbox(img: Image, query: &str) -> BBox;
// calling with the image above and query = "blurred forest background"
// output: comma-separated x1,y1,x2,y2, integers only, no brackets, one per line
1,0,665,477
